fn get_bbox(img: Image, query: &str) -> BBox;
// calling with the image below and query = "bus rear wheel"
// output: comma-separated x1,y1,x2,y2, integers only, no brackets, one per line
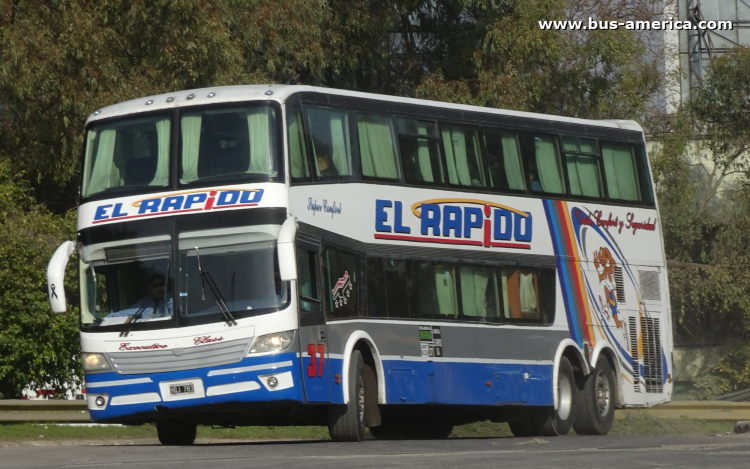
156,420,196,445
573,356,616,435
329,349,367,441
533,357,576,436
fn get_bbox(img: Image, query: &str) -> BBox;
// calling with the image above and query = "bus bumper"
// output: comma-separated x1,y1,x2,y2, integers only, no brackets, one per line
84,352,305,422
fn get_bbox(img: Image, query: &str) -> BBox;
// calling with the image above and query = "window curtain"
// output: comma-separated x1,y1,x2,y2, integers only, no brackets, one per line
181,112,202,183
247,108,273,174
358,115,398,179
288,111,309,178
534,137,564,194
443,126,471,186
501,132,526,190
461,266,492,318
417,123,434,182
602,143,641,201
149,118,171,186
519,272,538,315
85,127,117,196
330,113,351,176
567,154,601,197
434,268,457,318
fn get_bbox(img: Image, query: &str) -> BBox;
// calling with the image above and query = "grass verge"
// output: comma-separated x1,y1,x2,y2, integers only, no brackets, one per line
0,413,737,442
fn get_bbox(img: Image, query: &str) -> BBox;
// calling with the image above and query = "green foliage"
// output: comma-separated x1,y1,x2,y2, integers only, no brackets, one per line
0,0,331,211
0,160,81,399
0,1,674,398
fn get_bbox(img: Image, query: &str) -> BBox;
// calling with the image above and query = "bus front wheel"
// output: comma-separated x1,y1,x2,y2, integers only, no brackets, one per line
156,420,196,445
328,349,367,441
573,356,616,435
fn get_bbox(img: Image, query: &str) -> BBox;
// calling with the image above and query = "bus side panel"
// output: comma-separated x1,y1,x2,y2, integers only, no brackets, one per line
326,322,563,406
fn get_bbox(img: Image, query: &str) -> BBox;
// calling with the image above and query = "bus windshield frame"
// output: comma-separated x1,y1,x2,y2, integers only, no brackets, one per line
81,101,283,202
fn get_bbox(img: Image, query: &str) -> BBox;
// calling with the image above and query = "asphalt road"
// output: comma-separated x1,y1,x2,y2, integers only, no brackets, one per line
1,434,749,468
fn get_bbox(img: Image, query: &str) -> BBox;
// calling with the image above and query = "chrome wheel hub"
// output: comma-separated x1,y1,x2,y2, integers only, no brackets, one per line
595,371,611,417
558,373,572,421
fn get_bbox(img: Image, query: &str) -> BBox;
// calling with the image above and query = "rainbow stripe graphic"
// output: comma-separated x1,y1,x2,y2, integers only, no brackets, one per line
543,200,595,348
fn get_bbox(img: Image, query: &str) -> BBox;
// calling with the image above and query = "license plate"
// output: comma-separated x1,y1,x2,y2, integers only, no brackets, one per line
169,383,195,396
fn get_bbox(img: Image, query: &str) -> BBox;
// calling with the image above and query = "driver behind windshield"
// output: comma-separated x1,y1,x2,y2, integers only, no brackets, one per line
107,274,173,320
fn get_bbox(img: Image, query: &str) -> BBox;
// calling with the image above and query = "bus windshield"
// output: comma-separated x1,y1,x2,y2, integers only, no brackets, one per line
179,241,288,325
81,242,174,327
81,102,281,198
82,114,172,198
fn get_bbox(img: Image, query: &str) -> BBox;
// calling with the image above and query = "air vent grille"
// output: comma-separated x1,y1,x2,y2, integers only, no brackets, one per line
614,267,626,303
641,317,664,393
629,317,640,392
639,270,661,302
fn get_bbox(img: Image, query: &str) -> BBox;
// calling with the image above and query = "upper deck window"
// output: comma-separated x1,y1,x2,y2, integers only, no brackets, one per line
357,113,400,180
528,134,565,195
180,104,280,185
82,115,171,198
483,129,526,192
601,142,642,202
563,137,603,198
442,123,486,188
305,106,354,180
398,118,444,185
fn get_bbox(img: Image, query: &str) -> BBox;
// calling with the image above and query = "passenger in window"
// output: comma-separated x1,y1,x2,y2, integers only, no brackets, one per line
316,147,339,178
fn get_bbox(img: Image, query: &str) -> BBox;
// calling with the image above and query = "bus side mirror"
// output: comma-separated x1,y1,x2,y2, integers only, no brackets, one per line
47,241,76,313
277,217,297,282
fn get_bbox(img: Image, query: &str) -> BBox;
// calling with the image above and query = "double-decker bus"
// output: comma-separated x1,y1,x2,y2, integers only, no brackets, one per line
47,85,672,445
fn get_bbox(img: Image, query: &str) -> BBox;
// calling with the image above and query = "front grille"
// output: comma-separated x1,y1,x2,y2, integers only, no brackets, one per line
108,339,251,375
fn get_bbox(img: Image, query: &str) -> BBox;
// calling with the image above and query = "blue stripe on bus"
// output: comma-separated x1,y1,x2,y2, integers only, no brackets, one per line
544,200,582,346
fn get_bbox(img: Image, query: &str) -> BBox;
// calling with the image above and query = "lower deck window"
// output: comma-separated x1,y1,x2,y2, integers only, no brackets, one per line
362,256,555,325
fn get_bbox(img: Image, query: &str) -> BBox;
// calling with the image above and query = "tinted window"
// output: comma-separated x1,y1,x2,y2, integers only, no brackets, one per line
563,137,603,198
398,118,444,185
601,141,642,201
288,107,310,181
498,267,555,324
442,123,485,187
180,105,279,185
484,129,526,191
528,135,565,195
358,113,400,180
306,106,353,180
297,247,321,313
415,261,458,319
324,247,359,319
82,114,171,198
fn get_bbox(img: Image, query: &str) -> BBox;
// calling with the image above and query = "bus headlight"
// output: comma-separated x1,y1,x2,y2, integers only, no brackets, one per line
82,353,112,372
249,331,294,354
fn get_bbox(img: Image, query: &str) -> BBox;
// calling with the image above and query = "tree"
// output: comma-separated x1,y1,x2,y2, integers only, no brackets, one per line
0,0,331,212
648,48,750,395
0,159,80,399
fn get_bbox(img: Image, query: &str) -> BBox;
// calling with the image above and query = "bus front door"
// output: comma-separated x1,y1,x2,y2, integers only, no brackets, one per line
296,244,331,402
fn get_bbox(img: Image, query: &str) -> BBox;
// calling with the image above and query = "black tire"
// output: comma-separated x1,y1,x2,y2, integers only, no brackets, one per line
533,357,576,436
156,420,196,446
573,356,616,435
329,349,366,441
508,410,539,437
369,421,453,440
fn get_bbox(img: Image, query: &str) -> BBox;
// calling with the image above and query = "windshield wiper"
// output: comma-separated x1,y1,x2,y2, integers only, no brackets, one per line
195,247,237,326
119,298,155,338
120,263,170,337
